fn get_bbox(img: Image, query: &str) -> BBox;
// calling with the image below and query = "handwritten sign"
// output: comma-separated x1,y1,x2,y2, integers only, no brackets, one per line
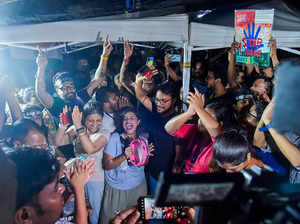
235,9,274,67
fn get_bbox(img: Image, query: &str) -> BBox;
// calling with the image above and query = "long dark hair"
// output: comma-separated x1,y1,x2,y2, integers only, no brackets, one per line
213,129,251,167
114,107,142,136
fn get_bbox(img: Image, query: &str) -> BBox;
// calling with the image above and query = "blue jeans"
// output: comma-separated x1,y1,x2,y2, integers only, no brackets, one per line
85,181,104,224
147,172,158,195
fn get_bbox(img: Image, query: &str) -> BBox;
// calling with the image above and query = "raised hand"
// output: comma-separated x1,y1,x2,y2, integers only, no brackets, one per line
72,106,83,128
135,73,146,84
187,88,205,111
102,35,113,57
118,96,131,109
270,36,277,58
147,143,155,157
65,158,96,191
59,106,70,127
228,41,239,61
164,54,171,67
36,47,48,69
124,40,134,61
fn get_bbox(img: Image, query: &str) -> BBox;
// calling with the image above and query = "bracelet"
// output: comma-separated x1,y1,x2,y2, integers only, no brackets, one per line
123,153,128,160
101,55,108,61
76,127,86,134
259,122,272,132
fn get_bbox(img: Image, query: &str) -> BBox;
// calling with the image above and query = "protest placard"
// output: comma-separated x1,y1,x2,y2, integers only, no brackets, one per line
235,9,274,67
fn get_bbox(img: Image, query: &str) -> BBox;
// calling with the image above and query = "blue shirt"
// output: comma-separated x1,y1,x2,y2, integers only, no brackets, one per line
104,133,145,190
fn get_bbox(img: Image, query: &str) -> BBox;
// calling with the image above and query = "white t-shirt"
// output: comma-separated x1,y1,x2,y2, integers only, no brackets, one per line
74,128,110,182
100,112,115,134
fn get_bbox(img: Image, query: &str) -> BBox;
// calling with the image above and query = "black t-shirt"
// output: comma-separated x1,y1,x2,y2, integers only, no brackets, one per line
138,103,177,179
206,91,235,107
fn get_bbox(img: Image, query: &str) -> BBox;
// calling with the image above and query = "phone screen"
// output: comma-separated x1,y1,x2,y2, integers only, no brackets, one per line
139,197,182,220
169,54,181,63
146,57,155,67
138,65,157,79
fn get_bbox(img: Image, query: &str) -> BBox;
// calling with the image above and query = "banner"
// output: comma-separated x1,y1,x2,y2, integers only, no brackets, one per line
235,9,274,67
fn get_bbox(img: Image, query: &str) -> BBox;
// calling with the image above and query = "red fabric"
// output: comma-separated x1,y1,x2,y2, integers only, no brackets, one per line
172,124,215,174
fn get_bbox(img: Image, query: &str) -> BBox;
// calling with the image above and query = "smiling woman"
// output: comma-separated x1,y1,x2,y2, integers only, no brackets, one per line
55,100,110,224
100,107,148,224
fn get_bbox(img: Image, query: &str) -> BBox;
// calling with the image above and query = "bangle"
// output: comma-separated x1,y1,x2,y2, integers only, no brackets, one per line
76,127,86,134
259,122,272,132
101,55,108,61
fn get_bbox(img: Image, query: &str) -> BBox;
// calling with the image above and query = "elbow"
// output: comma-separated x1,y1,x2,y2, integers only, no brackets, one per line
291,160,300,168
164,124,175,135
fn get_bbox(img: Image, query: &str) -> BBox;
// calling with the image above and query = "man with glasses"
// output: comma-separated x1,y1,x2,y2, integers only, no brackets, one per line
35,48,108,126
135,79,179,195
11,119,63,157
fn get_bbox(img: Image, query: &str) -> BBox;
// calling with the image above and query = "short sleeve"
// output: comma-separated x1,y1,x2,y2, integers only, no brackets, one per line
104,133,120,157
48,96,65,118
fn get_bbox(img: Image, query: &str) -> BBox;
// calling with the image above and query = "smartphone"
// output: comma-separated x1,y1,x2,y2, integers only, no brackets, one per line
138,196,183,221
169,54,181,63
138,65,157,79
146,57,155,68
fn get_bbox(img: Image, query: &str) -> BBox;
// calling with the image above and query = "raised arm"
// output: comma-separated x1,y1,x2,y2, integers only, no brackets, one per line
0,82,5,131
164,54,182,82
187,89,220,137
94,35,113,80
270,37,280,68
35,49,54,108
227,42,239,88
65,158,96,224
135,73,153,112
165,104,195,134
72,106,107,154
55,106,74,146
262,101,300,167
253,117,267,148
119,40,135,95
2,77,22,122
86,36,113,97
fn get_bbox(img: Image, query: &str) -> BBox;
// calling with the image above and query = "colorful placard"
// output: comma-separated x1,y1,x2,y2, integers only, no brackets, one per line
235,9,274,67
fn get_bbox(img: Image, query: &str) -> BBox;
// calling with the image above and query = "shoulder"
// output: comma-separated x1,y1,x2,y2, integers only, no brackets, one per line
108,132,121,142
91,128,111,141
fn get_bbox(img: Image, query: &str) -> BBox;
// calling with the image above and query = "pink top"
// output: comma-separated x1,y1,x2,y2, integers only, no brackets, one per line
172,124,215,174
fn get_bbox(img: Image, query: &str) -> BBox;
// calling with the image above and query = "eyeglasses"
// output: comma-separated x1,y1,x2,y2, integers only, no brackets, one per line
155,98,171,104
24,111,42,118
57,85,75,92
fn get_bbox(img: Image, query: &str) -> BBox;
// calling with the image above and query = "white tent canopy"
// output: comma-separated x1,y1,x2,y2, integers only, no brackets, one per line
0,14,189,44
190,22,300,49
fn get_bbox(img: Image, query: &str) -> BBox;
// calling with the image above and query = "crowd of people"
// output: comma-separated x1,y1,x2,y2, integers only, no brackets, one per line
0,35,299,224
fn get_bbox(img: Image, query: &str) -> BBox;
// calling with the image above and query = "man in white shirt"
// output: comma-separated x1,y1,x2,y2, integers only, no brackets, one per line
95,87,119,134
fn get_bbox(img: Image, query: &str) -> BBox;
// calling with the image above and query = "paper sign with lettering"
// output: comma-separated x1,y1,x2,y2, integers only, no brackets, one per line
235,9,274,67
